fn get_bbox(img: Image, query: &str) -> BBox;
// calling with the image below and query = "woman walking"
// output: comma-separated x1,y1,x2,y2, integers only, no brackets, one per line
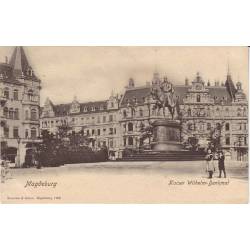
205,149,214,179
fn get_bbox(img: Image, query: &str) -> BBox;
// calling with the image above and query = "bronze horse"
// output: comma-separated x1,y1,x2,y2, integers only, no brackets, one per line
151,87,177,119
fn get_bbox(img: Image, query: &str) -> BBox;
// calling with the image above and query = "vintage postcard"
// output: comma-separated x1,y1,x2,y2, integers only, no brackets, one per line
0,46,248,203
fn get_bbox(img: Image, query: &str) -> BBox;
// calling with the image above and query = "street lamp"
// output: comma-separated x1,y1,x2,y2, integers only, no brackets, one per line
17,136,21,168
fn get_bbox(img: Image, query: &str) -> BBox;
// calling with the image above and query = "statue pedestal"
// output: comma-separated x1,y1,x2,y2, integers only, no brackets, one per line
151,119,181,151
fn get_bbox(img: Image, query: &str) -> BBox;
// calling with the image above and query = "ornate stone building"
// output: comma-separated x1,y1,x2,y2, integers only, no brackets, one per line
40,94,120,154
41,71,248,161
119,72,248,161
0,47,41,166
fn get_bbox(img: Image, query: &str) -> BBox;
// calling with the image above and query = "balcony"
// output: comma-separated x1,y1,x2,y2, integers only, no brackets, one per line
22,96,39,105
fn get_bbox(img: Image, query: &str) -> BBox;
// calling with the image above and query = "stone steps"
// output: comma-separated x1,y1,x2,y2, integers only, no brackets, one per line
120,151,206,161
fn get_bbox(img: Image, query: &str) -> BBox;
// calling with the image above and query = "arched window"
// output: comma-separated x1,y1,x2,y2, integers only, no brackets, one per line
28,90,33,101
3,107,8,118
14,108,19,120
197,94,201,102
31,127,37,139
9,108,14,119
25,110,29,120
4,87,9,99
139,108,143,117
128,122,133,132
13,89,18,100
128,137,133,146
31,109,37,120
216,123,221,130
225,123,230,131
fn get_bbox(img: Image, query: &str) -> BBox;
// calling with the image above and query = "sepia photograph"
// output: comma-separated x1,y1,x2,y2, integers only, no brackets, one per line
0,46,248,203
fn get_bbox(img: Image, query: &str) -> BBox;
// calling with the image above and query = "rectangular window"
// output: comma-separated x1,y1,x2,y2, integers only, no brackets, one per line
31,128,36,139
25,129,29,138
225,137,230,145
92,129,95,135
109,115,113,122
109,128,113,135
207,123,211,130
97,116,100,123
103,116,106,123
13,127,19,138
97,129,100,136
103,128,106,135
109,139,113,148
13,90,18,100
4,127,9,138
244,137,247,145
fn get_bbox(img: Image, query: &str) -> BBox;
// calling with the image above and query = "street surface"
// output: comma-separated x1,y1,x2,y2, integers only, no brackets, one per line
1,160,248,203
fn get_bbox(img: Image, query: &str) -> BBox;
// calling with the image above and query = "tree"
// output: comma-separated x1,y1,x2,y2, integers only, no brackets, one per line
208,121,225,151
139,122,153,148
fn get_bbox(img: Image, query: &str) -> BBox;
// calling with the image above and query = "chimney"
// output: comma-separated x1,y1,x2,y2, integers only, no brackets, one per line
185,77,189,86
5,56,8,64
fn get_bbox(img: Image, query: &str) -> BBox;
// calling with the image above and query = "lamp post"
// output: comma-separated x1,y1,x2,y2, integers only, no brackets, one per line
17,136,21,168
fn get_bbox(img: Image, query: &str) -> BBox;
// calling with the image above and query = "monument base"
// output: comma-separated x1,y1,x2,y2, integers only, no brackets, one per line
151,119,181,151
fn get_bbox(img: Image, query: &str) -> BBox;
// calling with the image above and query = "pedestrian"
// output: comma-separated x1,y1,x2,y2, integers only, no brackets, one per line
1,159,6,183
205,149,214,179
218,151,226,178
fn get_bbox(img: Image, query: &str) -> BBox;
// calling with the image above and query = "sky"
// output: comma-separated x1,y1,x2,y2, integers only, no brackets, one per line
0,46,248,105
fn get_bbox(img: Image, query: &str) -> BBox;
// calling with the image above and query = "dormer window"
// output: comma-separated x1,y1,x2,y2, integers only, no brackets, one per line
84,107,87,112
111,102,114,108
91,107,95,111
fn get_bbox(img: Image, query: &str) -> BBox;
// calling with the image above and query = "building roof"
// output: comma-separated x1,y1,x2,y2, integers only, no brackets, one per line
0,46,40,84
225,73,237,100
120,83,235,107
207,86,232,104
46,100,111,117
120,87,151,106
0,46,40,82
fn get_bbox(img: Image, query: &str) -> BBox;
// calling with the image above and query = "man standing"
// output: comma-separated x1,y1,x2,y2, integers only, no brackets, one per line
218,151,226,178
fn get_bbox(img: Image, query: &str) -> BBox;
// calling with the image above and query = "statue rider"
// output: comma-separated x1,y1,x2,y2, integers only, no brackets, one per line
160,77,175,108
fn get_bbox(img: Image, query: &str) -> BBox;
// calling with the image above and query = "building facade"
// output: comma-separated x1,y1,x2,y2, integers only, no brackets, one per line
119,72,248,161
0,47,41,166
40,94,121,155
41,71,248,161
